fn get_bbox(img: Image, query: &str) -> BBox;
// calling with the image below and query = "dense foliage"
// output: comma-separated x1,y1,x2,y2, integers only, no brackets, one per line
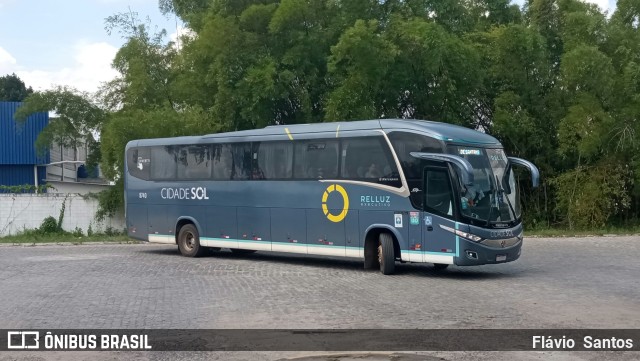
17,0,640,229
0,73,33,102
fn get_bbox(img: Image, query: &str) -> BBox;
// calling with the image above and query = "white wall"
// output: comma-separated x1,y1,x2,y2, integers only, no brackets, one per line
47,181,111,195
0,193,125,237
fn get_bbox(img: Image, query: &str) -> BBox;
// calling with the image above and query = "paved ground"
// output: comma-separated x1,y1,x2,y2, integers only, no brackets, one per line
0,236,638,360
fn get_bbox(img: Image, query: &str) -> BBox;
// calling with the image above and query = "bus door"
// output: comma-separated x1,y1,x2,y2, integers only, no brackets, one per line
421,166,457,264
410,152,474,265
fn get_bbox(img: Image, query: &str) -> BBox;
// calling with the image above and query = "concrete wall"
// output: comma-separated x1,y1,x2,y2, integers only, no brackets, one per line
46,181,112,195
0,193,125,237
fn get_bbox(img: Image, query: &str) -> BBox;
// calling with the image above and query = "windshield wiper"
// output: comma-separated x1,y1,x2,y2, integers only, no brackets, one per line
485,197,494,227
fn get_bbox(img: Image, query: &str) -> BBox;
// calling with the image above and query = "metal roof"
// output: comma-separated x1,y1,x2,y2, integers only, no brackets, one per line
0,101,50,165
0,165,46,188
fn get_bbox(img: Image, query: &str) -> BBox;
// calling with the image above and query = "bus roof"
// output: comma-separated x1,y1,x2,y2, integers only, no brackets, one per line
129,119,500,147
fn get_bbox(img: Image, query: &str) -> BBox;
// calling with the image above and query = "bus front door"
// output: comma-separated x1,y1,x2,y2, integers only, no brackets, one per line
421,166,457,266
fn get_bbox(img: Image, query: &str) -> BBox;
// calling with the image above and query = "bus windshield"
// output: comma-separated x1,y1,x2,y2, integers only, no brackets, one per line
449,146,521,225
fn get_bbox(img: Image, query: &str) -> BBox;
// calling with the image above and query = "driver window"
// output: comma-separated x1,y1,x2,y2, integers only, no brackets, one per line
424,168,454,218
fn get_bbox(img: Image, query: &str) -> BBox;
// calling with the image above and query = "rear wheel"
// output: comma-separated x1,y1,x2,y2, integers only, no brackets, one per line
378,233,395,275
230,249,257,255
177,224,206,257
433,263,449,270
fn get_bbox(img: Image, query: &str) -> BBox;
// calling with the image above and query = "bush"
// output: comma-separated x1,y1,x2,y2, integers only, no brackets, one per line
554,161,632,229
105,226,116,236
39,216,60,234
72,227,84,237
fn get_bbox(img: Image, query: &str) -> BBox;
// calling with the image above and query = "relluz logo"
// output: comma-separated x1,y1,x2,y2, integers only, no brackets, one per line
321,184,349,223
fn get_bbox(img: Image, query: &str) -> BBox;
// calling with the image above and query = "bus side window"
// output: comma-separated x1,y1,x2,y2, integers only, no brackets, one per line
212,144,233,180
151,146,177,181
127,147,151,180
294,140,339,179
388,132,444,208
231,143,252,180
388,132,443,179
254,141,293,180
177,145,211,180
341,137,401,187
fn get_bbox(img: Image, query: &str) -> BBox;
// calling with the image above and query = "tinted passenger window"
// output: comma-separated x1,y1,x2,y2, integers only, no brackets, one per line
177,145,211,180
341,137,401,187
212,144,233,180
232,143,252,180
388,132,442,179
294,140,339,179
254,142,293,179
389,132,443,209
151,146,178,180
127,147,151,180
212,143,252,180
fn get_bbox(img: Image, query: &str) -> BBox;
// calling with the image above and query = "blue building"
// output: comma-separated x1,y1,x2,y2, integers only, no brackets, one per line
0,101,49,191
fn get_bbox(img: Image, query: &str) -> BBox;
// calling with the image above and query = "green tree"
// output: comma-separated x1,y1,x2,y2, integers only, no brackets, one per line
102,10,178,111
104,0,640,228
385,17,481,124
14,87,105,164
326,19,398,120
0,73,33,102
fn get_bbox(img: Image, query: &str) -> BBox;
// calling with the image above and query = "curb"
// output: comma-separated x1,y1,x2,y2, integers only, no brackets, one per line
0,241,144,247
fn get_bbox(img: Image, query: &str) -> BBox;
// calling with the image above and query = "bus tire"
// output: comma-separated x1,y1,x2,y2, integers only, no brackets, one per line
378,233,395,275
177,224,206,257
433,263,449,270
364,251,378,269
230,249,256,255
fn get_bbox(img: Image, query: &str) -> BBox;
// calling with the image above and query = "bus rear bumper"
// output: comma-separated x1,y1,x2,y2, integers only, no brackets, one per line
454,238,522,266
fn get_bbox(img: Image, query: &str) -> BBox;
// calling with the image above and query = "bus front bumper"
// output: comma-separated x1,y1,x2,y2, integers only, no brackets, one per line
454,237,522,266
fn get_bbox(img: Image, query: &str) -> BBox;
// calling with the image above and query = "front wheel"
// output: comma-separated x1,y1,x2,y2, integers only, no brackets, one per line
177,224,206,257
378,233,395,275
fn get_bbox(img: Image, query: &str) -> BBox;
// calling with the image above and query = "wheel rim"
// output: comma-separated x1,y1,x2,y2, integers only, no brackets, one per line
184,232,195,251
378,242,383,267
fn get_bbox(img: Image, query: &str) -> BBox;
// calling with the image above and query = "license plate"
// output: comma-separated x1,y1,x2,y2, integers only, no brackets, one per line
496,254,507,262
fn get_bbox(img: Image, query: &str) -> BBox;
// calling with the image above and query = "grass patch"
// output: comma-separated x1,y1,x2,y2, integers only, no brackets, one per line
0,227,135,245
0,232,134,244
526,226,640,237
0,216,138,244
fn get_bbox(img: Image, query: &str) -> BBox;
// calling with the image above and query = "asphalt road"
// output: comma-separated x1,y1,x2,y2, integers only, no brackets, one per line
0,235,638,360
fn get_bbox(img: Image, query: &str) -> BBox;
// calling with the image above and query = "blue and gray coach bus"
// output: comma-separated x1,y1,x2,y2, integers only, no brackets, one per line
125,119,539,274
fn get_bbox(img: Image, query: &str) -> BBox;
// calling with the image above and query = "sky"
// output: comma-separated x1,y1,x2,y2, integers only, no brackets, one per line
0,0,618,95
0,0,180,93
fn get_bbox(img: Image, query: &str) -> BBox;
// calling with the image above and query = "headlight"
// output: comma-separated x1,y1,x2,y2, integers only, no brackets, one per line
439,225,483,242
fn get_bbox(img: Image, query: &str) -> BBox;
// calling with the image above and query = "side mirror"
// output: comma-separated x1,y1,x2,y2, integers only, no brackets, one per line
507,157,540,188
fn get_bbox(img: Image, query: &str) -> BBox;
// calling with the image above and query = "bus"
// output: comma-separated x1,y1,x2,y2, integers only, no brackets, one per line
124,119,539,274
